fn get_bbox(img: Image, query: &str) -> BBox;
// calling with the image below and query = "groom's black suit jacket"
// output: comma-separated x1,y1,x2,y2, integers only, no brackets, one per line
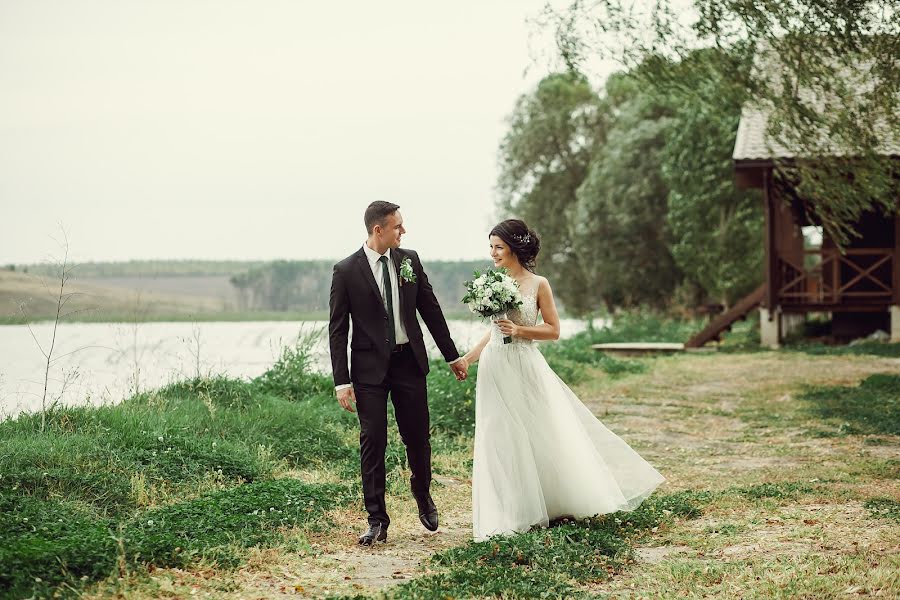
329,246,460,386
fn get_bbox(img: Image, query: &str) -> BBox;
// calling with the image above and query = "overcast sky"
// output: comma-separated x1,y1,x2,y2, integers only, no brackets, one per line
0,0,624,264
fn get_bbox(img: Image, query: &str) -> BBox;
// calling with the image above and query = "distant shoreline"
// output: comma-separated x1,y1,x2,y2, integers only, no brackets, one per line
0,309,482,325
2,260,490,325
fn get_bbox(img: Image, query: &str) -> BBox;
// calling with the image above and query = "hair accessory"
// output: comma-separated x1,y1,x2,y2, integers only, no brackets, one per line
512,233,532,244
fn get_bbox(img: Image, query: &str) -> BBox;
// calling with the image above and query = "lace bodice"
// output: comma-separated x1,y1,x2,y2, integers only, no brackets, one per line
490,282,539,346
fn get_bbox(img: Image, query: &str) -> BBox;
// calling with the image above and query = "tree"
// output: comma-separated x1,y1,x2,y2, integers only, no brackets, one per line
498,56,764,312
572,72,682,310
497,71,606,314
543,0,899,246
656,49,764,306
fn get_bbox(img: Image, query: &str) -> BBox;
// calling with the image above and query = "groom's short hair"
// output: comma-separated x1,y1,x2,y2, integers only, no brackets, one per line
364,201,400,233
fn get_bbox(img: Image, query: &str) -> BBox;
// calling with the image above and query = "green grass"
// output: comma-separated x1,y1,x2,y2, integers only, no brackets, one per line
0,330,498,598
125,478,349,568
339,491,706,600
0,311,740,599
384,524,628,599
0,492,117,599
590,310,705,344
9,309,896,598
732,482,814,500
1,378,358,511
540,334,646,384
863,498,900,523
0,335,368,597
424,359,478,437
0,388,360,597
538,310,766,383
791,341,900,357
799,374,900,436
539,314,665,384
0,479,348,598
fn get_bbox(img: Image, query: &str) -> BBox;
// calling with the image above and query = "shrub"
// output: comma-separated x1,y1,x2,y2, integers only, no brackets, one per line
253,330,333,401
155,375,258,409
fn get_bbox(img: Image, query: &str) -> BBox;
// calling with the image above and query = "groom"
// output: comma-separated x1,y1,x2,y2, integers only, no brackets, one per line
329,201,468,545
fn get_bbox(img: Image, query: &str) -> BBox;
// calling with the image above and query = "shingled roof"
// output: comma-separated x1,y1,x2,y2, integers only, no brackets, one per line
733,45,898,163
732,105,794,161
733,103,899,162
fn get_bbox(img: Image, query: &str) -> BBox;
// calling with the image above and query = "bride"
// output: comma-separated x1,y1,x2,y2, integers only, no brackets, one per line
458,219,665,541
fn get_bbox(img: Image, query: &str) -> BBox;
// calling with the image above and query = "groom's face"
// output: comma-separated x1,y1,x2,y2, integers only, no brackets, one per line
375,211,405,249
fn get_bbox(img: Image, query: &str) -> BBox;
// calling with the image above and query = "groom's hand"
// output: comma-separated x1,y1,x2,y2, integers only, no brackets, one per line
450,358,468,381
336,386,356,413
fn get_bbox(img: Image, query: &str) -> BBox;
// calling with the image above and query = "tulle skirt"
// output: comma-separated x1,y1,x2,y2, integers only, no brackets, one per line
472,342,665,541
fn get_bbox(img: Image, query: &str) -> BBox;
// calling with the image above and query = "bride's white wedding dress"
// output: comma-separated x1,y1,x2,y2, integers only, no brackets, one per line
472,282,665,541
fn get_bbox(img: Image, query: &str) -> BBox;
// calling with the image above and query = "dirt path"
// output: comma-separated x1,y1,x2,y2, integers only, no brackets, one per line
581,352,900,598
206,473,473,599
147,351,899,599
586,352,900,487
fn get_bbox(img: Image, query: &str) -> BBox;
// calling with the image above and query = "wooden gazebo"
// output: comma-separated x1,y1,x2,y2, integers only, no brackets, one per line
686,107,898,348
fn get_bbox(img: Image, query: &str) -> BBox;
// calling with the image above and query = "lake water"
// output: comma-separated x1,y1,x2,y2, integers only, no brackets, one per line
0,318,600,419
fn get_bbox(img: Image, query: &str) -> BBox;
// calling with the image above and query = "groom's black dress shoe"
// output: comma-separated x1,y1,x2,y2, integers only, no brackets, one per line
358,523,387,546
415,494,439,531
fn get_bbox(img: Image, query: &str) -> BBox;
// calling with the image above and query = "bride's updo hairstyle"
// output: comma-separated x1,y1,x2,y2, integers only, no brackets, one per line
490,219,541,272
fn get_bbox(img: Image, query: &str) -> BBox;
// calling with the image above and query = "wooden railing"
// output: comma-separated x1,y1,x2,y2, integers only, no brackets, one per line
777,248,894,304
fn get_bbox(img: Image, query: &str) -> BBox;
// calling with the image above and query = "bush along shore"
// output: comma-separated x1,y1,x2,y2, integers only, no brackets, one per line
2,312,898,598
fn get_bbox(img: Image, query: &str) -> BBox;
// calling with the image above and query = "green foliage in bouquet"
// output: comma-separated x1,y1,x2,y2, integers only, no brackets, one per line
461,268,523,319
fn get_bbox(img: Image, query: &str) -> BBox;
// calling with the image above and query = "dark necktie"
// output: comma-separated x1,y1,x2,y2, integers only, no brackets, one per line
378,255,396,349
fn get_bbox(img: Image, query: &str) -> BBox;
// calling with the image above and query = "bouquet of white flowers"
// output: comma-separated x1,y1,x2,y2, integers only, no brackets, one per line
461,268,523,344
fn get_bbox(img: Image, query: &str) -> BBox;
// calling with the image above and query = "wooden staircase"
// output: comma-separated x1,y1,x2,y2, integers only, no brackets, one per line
685,284,766,348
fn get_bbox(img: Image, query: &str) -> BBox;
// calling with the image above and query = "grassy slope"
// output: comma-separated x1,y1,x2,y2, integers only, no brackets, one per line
0,270,225,323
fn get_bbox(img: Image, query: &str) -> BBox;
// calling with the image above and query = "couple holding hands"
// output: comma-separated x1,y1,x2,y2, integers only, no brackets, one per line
329,201,663,546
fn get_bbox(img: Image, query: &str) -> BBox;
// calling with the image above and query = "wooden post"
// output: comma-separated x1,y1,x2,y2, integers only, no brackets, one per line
763,169,777,313
832,249,840,304
894,209,900,305
892,208,900,343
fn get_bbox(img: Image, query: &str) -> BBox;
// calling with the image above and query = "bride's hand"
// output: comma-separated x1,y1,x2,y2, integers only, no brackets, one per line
496,319,519,338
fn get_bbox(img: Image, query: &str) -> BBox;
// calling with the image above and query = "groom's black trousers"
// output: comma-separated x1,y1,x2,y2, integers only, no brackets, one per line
354,344,431,528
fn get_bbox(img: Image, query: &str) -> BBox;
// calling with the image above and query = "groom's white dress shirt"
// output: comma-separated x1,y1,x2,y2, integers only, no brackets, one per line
335,243,462,392
363,243,410,346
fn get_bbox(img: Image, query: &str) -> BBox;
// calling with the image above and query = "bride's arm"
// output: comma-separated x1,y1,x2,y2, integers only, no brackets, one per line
462,329,492,364
500,277,561,341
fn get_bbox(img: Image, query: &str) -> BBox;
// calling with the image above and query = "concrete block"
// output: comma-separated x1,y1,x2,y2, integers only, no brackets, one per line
892,306,900,343
760,307,780,348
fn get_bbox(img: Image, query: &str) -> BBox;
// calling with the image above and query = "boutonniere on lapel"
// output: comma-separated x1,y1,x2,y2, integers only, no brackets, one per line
399,257,416,286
